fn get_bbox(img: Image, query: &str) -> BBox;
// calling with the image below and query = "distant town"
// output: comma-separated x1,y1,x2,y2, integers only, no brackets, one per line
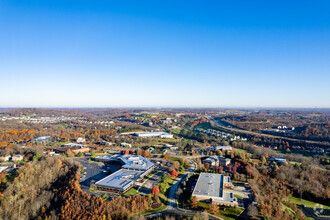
0,108,329,220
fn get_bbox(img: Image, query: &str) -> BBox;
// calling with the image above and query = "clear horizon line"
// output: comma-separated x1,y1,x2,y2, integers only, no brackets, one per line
0,106,329,110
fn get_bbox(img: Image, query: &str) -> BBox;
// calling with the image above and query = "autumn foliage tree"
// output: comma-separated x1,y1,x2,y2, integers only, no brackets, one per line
152,186,159,195
208,203,219,214
169,169,178,178
0,156,80,220
191,196,198,209
66,149,75,157
163,153,169,160
142,150,150,158
204,162,210,170
173,161,180,170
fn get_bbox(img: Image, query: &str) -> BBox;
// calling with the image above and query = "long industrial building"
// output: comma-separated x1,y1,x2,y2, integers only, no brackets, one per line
192,173,237,207
95,169,144,193
134,132,173,138
95,154,155,193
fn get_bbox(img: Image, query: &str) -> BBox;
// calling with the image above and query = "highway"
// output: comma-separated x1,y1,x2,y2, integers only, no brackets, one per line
209,117,330,146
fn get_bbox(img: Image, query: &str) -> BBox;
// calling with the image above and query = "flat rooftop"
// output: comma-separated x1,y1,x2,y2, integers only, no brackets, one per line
214,146,232,150
192,173,236,203
94,154,154,171
63,143,86,148
33,136,51,141
119,154,154,171
193,173,224,198
95,154,120,161
135,132,172,136
95,169,144,189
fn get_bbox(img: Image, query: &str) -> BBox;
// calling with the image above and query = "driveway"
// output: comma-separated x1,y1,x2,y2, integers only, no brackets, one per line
225,184,250,200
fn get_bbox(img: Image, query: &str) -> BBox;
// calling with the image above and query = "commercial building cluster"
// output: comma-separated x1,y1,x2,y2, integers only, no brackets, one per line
95,154,155,193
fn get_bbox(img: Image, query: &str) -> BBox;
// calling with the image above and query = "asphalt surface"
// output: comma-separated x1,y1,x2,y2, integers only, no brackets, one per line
226,184,250,201
301,207,330,220
139,171,164,194
73,157,109,186
72,157,120,199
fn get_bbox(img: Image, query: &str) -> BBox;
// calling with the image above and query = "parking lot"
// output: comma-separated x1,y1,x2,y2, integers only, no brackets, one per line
73,157,109,187
138,170,164,194
228,184,250,199
73,157,123,199
223,183,252,208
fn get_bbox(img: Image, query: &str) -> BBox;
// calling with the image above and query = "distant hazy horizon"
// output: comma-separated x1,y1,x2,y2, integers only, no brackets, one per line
1,107,330,113
1,0,329,108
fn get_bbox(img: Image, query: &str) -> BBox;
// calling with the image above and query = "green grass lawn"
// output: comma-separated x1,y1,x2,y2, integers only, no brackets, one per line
288,161,328,173
136,193,168,216
278,149,313,158
55,123,68,128
123,188,140,197
231,180,246,184
94,152,107,156
289,161,302,166
198,201,209,209
138,203,167,215
169,157,181,162
51,141,70,146
170,128,182,135
197,202,244,220
194,123,213,130
233,148,248,154
282,204,296,216
217,207,244,220
158,193,167,202
234,194,244,200
288,196,330,209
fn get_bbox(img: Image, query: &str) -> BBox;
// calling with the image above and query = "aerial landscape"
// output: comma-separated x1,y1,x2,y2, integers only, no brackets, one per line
0,1,329,220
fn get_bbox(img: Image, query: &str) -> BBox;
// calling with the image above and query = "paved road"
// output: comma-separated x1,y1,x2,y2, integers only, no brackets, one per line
209,117,330,146
145,208,220,220
166,160,197,210
145,159,222,219
301,207,330,220
167,173,186,210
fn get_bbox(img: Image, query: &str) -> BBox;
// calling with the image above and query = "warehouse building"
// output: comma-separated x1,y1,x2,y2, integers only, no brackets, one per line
135,132,173,138
192,173,237,207
33,136,51,142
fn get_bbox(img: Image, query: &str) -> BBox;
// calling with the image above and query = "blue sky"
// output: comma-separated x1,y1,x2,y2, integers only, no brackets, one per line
0,0,329,108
